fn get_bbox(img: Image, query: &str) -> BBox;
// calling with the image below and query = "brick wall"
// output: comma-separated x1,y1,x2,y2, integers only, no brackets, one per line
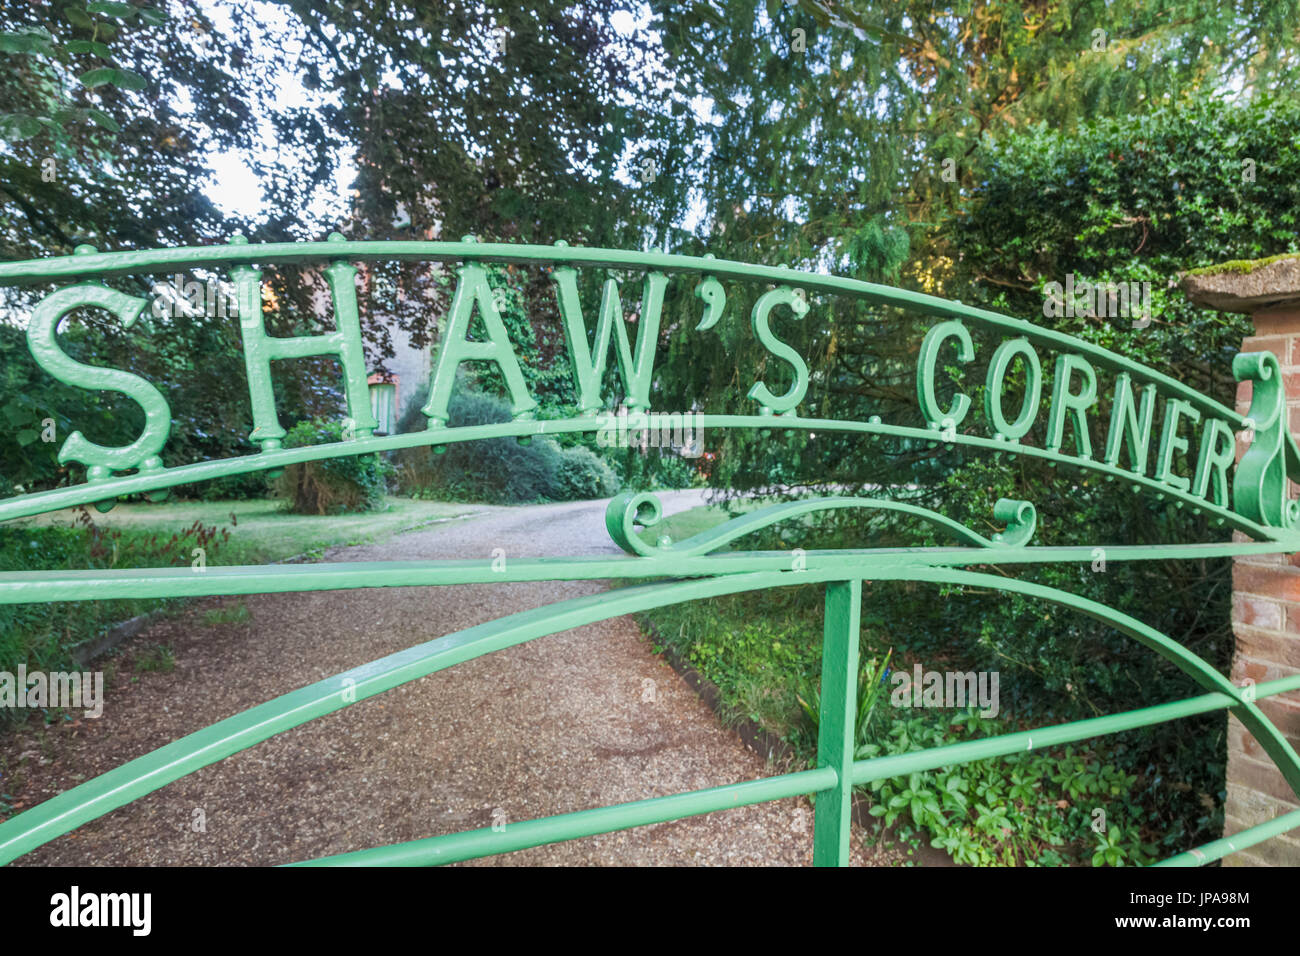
1225,303,1300,865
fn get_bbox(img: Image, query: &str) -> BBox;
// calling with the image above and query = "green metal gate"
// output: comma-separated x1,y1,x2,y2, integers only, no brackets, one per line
0,237,1297,866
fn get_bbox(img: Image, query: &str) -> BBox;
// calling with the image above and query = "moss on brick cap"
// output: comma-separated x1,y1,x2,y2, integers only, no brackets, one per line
1180,253,1300,313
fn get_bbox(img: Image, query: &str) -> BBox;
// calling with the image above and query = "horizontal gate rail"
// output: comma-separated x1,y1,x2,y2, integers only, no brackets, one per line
1156,808,1300,867
287,674,1300,868
0,573,804,865
1,415,1292,544
4,539,1300,604
289,768,841,867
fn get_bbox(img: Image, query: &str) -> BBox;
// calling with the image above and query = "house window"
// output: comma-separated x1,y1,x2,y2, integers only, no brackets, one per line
370,382,397,436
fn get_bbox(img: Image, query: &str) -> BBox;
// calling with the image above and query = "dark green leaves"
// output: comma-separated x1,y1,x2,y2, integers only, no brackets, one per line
0,1,158,150
51,106,88,124
65,39,113,57
86,2,138,18
0,113,42,140
0,27,55,55
78,66,146,90
63,6,95,30
86,107,119,131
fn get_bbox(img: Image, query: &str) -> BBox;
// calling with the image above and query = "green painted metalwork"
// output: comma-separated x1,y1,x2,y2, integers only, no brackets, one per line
1,237,1298,867
603,492,1037,557
424,256,540,424
26,283,170,479
812,580,861,866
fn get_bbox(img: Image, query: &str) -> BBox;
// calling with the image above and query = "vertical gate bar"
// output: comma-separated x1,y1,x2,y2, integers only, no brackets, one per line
812,578,861,867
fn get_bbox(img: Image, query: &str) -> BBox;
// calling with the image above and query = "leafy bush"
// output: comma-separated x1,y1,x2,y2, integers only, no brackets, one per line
394,386,625,504
942,93,1300,331
0,509,231,720
0,324,133,497
183,471,271,501
274,418,393,514
0,288,263,498
644,93,1290,858
638,576,1182,865
552,445,619,500
798,648,893,751
885,95,1300,852
133,643,176,674
860,710,1157,867
607,443,703,491
639,585,829,745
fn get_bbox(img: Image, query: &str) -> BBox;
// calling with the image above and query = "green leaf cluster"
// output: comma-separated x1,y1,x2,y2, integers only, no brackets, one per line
862,710,1158,866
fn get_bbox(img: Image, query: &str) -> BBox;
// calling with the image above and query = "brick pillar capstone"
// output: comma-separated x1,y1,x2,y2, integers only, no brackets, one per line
1182,255,1300,866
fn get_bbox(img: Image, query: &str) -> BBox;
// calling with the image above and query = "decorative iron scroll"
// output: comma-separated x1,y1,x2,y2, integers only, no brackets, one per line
605,492,1037,557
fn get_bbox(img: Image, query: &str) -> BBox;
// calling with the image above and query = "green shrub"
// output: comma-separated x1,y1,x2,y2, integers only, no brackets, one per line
638,586,826,744
860,710,1157,867
394,389,549,503
798,648,893,751
274,418,393,514
133,643,176,674
394,386,625,504
203,602,251,626
680,93,1290,857
637,578,1173,865
895,93,1300,850
0,290,262,498
0,510,231,720
607,444,703,491
552,446,619,500
0,325,132,498
183,471,271,501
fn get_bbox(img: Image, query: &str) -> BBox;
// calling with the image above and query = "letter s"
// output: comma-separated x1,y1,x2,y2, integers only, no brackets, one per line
748,286,810,414
27,284,170,478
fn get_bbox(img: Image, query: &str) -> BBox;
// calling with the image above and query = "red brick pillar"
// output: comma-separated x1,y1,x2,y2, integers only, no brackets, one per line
1183,260,1300,866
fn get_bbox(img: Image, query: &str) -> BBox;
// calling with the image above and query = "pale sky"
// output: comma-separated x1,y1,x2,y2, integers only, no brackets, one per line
199,0,354,224
198,1,709,241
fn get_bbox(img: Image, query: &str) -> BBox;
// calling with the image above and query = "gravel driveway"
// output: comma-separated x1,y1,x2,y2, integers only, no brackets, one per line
7,492,879,866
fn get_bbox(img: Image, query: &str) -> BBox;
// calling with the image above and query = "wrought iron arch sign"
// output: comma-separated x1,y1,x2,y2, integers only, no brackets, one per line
0,237,1297,867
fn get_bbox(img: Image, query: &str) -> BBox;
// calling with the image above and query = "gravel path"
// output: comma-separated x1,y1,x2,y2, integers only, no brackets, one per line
7,492,881,866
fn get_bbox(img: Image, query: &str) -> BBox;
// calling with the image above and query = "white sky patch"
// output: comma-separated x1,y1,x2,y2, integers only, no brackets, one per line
206,150,264,217
195,0,353,227
610,9,638,35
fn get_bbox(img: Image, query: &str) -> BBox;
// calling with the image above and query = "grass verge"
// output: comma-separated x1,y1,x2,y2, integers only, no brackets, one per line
0,496,474,708
630,500,1179,867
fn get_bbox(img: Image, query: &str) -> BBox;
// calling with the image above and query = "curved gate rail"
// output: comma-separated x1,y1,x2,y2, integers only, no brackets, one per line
0,237,1298,867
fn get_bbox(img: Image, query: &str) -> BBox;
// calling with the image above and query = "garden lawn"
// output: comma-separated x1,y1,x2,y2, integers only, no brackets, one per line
0,496,475,692
15,496,474,564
